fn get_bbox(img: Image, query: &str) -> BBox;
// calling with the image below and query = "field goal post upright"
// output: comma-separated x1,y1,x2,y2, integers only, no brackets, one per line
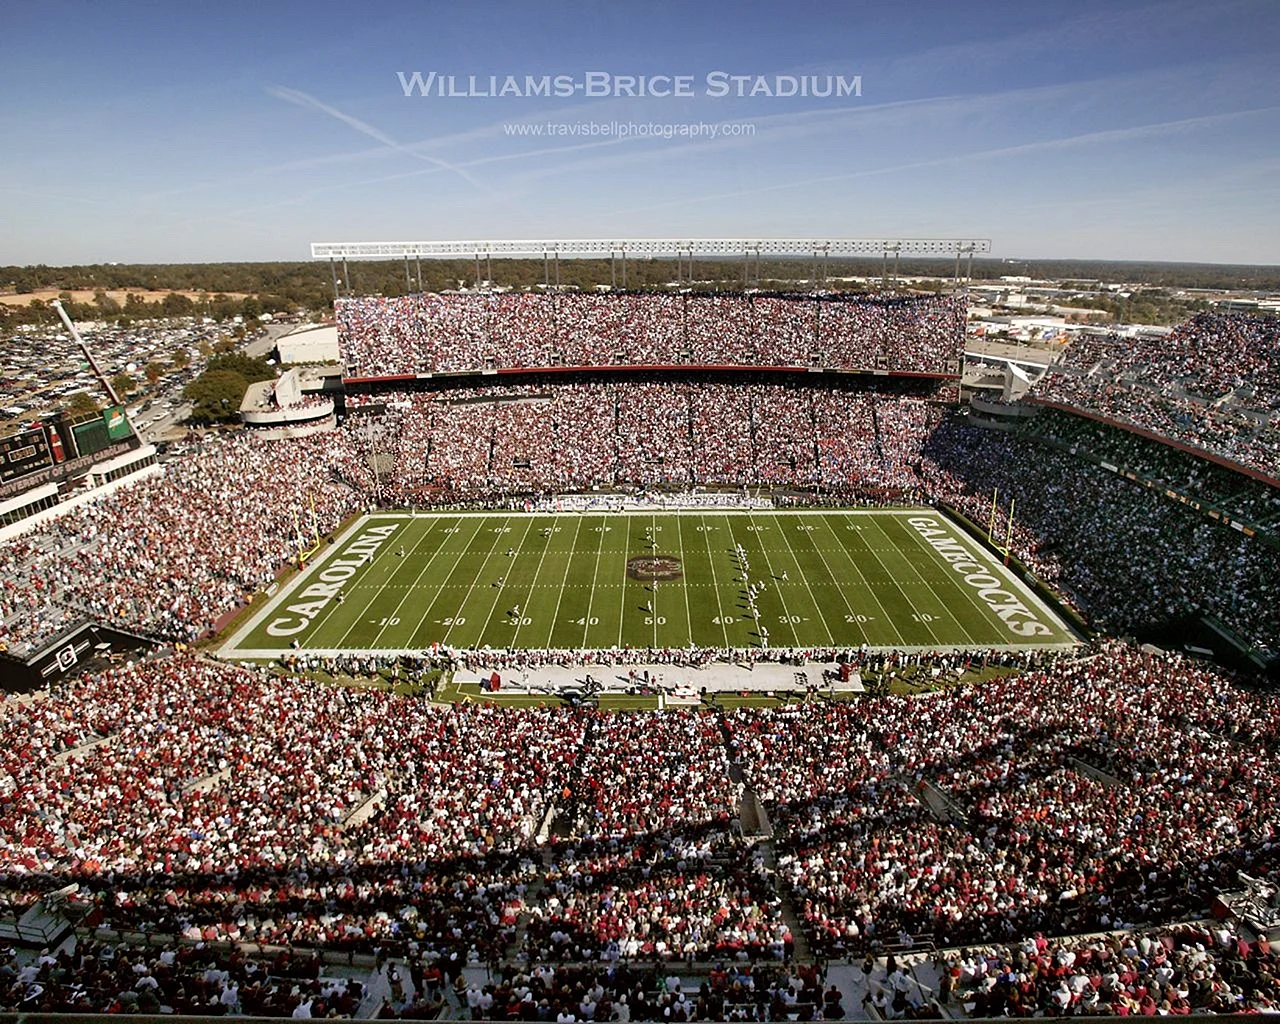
1003,498,1016,565
986,488,1017,565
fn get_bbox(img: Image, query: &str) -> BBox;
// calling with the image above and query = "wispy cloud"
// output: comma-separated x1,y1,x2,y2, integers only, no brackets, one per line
265,84,500,199
221,136,646,219
597,106,1280,219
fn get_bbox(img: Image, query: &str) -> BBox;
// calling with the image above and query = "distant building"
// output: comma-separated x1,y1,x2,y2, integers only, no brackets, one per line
274,325,341,365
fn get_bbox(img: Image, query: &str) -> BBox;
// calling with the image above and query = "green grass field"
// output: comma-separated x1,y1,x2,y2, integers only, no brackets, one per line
223,509,1075,658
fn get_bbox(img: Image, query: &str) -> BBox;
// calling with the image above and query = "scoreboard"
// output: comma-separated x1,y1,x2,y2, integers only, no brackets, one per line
0,427,53,484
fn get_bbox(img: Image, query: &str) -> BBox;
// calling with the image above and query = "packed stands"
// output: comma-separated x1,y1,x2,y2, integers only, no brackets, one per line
1022,407,1280,532
943,922,1280,1016
921,417,1280,654
336,292,966,377
0,938,367,1016
726,643,1280,958
0,432,368,656
8,286,1280,1022
3,377,1278,659
1032,313,1280,481
0,644,1276,993
349,384,934,503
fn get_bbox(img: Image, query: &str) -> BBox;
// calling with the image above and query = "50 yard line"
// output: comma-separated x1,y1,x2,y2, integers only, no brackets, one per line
676,513,694,642
651,512,659,649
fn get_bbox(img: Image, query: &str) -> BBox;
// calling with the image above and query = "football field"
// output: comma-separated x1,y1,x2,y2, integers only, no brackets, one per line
222,509,1076,658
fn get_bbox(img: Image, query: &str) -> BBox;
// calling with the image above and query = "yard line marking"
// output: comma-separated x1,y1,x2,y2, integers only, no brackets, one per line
650,512,661,649
360,517,453,648
866,514,981,646
616,513,631,651
675,513,694,643
725,513,810,649
822,512,941,646
544,515,583,649
770,510,870,646
439,515,515,646
811,513,904,647
766,511,839,646
338,517,451,649
582,516,608,648
305,515,431,648
399,515,491,647
480,515,538,646
699,513,733,649
885,512,1067,645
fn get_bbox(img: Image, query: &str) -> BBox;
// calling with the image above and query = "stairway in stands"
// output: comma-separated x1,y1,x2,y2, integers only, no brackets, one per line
717,714,812,962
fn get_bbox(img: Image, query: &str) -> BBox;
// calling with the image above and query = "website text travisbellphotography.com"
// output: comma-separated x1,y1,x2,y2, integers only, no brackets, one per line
503,121,757,141
396,71,862,99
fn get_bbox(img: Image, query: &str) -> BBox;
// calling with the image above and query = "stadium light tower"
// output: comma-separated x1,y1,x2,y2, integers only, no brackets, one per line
52,299,123,407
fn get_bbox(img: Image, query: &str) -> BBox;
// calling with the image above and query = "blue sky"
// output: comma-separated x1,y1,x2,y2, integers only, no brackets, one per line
1,0,1277,266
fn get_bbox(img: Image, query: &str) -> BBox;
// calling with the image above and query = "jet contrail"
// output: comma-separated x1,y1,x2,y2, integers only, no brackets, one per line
266,84,498,197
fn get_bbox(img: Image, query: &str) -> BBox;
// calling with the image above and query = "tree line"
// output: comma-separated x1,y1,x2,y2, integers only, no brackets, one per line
2,256,1276,307
2,256,1276,333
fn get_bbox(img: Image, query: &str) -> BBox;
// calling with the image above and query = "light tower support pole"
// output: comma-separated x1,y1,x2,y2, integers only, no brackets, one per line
52,299,122,407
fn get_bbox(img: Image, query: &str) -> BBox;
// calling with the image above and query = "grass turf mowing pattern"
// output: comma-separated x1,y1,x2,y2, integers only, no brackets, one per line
231,510,1074,655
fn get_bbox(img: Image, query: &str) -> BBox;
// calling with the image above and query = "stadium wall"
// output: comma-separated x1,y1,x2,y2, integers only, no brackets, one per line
344,363,960,387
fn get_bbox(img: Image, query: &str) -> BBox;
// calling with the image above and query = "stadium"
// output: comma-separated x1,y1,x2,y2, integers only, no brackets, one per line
1,236,1279,1022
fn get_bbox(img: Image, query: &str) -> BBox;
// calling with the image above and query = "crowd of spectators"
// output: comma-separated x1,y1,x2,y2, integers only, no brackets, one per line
1023,409,1280,526
1,939,363,1016
0,643,1276,983
350,384,935,504
0,429,373,656
944,921,1280,1016
469,959,836,1022
528,712,792,964
1059,315,1280,412
920,416,1280,653
0,655,586,963
1032,314,1280,481
335,292,965,377
2,369,1276,663
727,642,1280,959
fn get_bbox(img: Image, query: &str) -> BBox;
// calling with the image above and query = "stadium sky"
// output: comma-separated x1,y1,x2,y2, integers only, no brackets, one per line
1,0,1277,267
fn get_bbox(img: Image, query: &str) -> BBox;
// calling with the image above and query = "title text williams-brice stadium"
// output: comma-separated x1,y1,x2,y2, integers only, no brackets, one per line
396,71,862,99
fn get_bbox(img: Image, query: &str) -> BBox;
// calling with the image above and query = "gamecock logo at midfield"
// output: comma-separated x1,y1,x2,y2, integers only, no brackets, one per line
626,555,684,581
